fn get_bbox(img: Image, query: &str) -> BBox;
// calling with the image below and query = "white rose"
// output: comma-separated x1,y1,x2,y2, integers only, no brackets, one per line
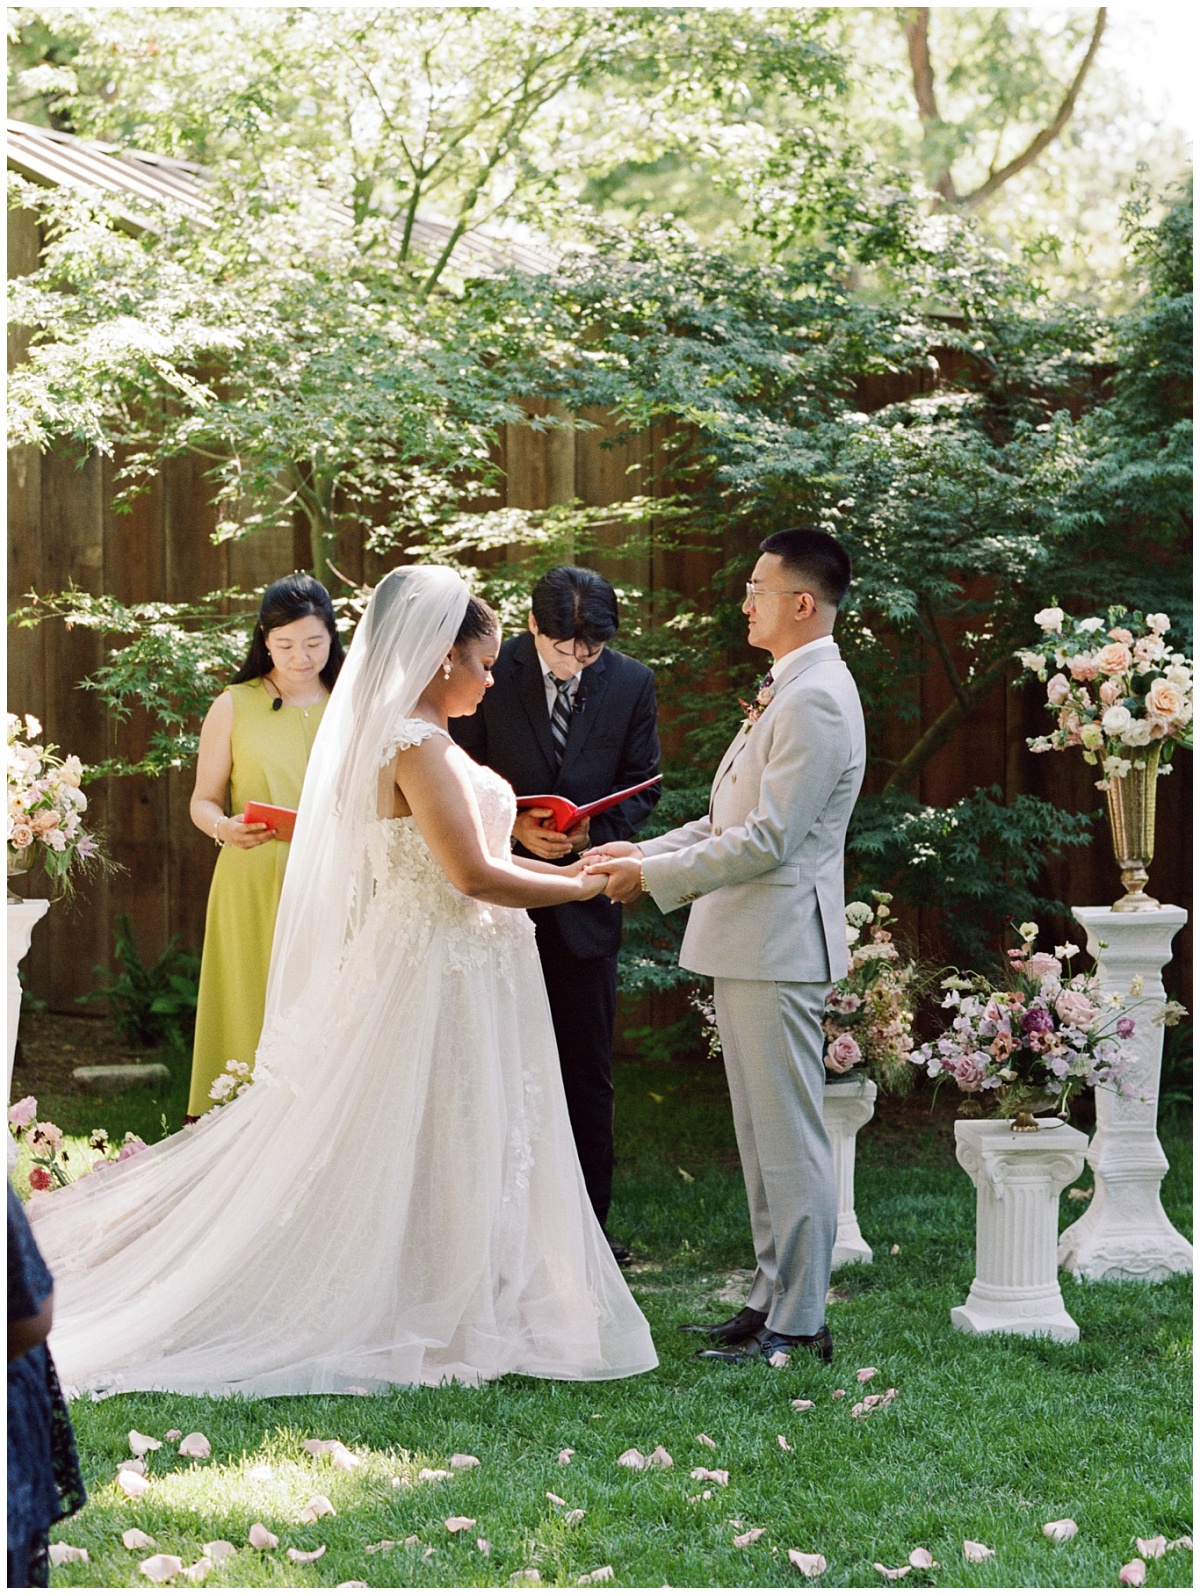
1034,607,1064,633
1146,613,1170,634
1100,704,1133,738
1076,617,1105,634
1121,717,1154,746
1018,651,1046,673
1164,663,1192,687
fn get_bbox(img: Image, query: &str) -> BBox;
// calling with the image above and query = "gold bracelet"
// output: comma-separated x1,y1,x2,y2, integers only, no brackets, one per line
213,816,226,849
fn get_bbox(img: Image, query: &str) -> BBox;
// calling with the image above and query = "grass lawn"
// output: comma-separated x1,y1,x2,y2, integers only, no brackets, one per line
15,1034,1193,1589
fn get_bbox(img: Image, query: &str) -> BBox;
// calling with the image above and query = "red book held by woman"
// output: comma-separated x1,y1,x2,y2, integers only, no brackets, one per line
242,801,298,842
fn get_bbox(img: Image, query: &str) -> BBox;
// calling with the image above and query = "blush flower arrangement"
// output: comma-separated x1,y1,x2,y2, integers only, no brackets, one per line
6,713,108,895
8,1095,146,1194
823,893,922,1094
1018,607,1193,789
910,922,1136,1120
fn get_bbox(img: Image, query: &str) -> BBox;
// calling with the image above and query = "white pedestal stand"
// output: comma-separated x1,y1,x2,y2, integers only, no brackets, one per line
1057,905,1191,1283
825,1075,877,1267
8,897,50,1101
951,1118,1088,1342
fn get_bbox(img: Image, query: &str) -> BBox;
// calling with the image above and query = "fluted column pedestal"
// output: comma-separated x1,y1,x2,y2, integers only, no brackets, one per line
1058,905,1191,1283
8,898,49,1101
951,1118,1087,1342
825,1075,877,1268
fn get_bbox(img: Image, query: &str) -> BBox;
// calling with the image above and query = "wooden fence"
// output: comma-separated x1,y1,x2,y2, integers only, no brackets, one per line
7,203,1190,1024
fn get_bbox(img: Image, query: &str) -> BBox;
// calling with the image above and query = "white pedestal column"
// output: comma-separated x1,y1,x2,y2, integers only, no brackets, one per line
8,898,50,1101
1057,904,1191,1283
951,1118,1088,1342
824,1075,877,1267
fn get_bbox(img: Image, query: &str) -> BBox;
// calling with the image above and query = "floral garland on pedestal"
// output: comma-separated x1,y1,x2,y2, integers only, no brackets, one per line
823,894,921,1094
6,714,108,897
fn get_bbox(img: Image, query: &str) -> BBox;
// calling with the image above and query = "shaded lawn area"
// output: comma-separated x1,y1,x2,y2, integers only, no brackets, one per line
20,1039,1193,1589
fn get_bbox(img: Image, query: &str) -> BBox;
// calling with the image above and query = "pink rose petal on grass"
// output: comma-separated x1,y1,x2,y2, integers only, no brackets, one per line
696,1433,718,1449
177,1432,211,1459
123,1530,157,1550
648,1445,674,1468
788,1550,827,1577
577,1569,613,1586
129,1430,163,1456
962,1540,994,1563
768,1349,791,1368
557,1448,575,1465
1119,1558,1147,1586
1137,1537,1167,1559
446,1517,476,1533
564,1509,586,1526
890,1244,900,1254
48,1544,89,1566
201,1542,235,1565
617,1448,648,1469
419,1467,453,1483
451,1453,480,1469
733,1528,765,1548
287,1546,326,1563
248,1524,278,1550
874,1565,910,1581
477,1539,492,1554
184,1556,213,1583
777,1434,793,1453
831,1389,846,1400
1043,1520,1078,1544
118,1457,148,1476
908,1548,939,1569
691,1467,729,1486
139,1554,185,1583
1167,1536,1192,1552
791,1399,815,1412
856,1367,878,1383
338,1584,369,1590
118,1469,150,1498
299,1495,336,1522
546,1492,568,1506
164,1430,182,1442
301,1438,335,1456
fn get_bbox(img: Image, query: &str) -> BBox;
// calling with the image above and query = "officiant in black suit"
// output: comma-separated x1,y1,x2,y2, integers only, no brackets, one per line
453,566,660,1261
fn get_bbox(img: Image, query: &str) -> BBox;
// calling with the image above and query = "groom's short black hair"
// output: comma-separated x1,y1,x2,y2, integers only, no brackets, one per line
531,566,619,645
759,526,852,608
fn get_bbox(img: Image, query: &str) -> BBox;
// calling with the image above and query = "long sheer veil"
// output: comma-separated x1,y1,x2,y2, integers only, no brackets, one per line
255,564,469,1091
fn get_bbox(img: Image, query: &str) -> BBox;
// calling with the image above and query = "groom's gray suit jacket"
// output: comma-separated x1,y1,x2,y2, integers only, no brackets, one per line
639,639,865,979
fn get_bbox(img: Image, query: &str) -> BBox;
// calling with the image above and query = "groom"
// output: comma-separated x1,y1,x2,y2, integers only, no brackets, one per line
584,527,865,1365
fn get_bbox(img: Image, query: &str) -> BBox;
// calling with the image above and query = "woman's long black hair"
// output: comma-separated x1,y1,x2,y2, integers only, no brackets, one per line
231,574,345,695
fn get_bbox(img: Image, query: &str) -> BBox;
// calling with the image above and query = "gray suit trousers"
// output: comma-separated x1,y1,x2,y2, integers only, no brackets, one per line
713,977,836,1337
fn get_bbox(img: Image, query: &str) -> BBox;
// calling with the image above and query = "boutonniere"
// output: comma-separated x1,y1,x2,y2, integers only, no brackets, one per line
738,679,775,732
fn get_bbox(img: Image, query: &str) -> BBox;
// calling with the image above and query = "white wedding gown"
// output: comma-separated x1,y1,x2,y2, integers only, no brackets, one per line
32,722,657,1395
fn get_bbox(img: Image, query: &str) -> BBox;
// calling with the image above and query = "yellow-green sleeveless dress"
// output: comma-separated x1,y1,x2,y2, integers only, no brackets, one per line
187,679,328,1117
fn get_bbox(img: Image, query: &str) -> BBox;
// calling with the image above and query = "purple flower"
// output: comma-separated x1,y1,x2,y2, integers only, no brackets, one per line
1021,1006,1054,1036
1116,1016,1136,1039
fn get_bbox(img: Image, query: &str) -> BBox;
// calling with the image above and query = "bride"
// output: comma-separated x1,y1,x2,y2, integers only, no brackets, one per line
30,566,657,1394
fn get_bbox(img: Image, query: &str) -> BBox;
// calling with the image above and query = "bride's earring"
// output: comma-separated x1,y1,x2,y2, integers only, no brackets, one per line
442,658,453,680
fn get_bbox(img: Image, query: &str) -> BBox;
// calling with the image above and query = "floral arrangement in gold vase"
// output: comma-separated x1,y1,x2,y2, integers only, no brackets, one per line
1018,607,1192,912
6,713,108,901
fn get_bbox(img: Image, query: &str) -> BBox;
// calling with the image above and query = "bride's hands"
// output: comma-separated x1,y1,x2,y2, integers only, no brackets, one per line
575,867,609,900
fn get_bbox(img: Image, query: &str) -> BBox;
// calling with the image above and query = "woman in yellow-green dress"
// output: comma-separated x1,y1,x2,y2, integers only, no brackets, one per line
186,575,344,1119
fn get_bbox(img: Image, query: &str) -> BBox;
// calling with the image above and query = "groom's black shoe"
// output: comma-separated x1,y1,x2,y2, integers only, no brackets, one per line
606,1236,632,1266
679,1306,768,1343
696,1324,834,1366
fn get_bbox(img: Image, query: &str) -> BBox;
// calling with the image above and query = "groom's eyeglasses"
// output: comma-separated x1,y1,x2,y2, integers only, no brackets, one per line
745,582,807,606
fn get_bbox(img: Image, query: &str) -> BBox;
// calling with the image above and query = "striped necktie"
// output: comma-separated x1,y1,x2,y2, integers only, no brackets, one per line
550,677,573,768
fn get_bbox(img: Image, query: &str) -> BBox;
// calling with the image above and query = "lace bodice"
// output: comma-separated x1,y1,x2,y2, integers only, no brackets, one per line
369,718,518,903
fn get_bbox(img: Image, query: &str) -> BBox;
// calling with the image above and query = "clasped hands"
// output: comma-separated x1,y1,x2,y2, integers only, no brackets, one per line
581,840,645,904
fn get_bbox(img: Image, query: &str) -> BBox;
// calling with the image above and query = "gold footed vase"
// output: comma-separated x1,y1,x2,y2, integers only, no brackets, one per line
7,842,35,906
1104,745,1161,912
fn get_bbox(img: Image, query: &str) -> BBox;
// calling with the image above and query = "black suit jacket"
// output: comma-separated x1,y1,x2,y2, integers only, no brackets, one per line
452,631,661,959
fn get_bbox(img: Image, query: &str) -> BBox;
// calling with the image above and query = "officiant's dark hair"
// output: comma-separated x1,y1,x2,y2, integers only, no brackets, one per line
232,573,345,690
760,527,852,608
531,566,618,646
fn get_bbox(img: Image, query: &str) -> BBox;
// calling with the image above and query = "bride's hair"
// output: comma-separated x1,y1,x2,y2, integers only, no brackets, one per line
455,594,499,646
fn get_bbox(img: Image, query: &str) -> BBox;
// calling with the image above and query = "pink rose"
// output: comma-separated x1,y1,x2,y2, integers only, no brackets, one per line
10,824,34,848
825,1033,862,1074
8,1096,37,1129
1145,679,1185,721
28,1166,53,1192
1116,1016,1135,1039
1055,989,1098,1028
949,1054,988,1091
1045,674,1071,706
1099,679,1122,705
1067,655,1098,682
1095,642,1132,676
31,809,61,834
1025,952,1063,981
1107,627,1134,645
117,1137,148,1161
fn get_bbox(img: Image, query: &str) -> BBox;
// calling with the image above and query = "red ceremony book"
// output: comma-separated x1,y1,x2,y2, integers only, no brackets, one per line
242,801,298,842
515,776,661,834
